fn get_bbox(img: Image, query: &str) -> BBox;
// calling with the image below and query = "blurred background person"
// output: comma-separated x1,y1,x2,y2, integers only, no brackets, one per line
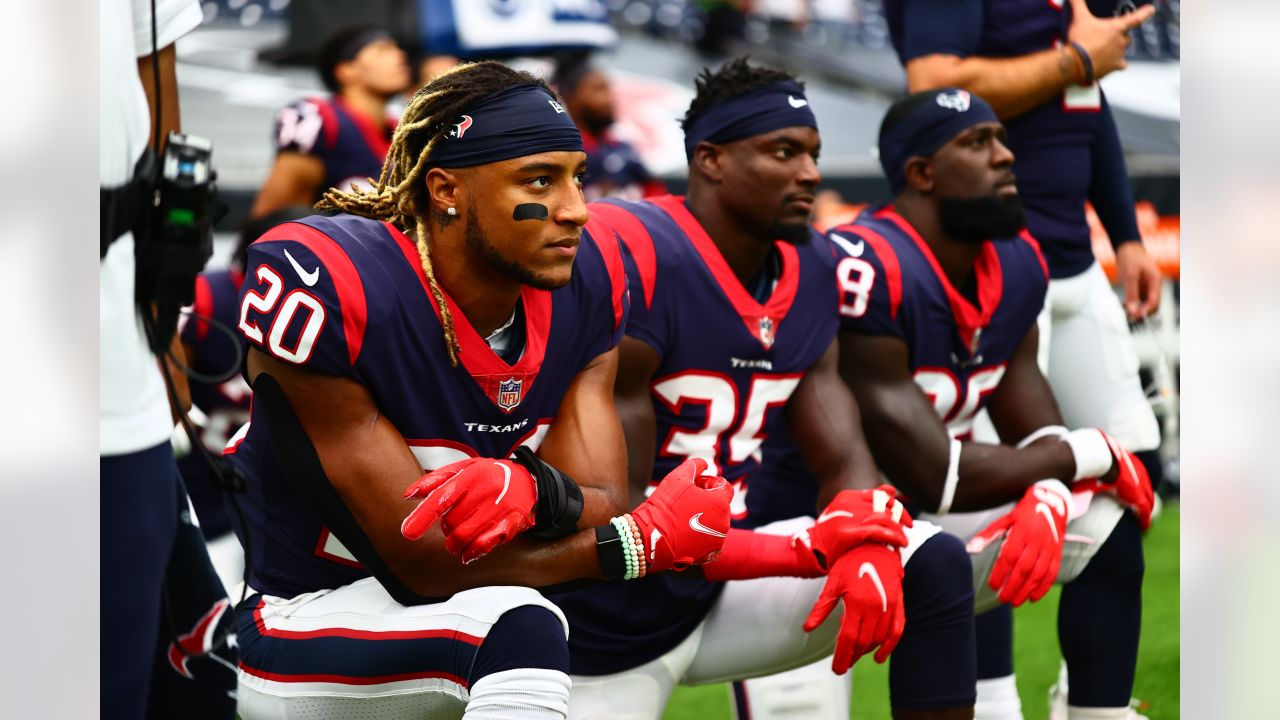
554,54,666,201
248,24,411,220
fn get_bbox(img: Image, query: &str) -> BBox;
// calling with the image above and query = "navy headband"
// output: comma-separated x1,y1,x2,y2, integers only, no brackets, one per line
878,88,999,194
428,84,584,169
683,80,818,160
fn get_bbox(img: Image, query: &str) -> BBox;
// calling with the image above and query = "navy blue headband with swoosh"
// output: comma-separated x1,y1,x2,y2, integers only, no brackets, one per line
683,80,818,161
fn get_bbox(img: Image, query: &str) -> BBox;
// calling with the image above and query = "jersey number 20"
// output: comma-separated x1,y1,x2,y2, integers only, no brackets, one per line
238,265,327,364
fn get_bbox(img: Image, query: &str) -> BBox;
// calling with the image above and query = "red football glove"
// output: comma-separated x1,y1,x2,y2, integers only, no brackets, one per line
972,480,1071,607
400,457,537,564
807,486,912,569
1072,430,1155,531
631,458,734,573
803,542,905,673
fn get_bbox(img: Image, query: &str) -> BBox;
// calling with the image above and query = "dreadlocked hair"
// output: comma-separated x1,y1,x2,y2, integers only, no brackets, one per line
317,61,552,366
681,56,800,132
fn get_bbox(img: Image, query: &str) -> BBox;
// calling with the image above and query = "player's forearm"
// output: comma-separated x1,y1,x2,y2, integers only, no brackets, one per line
947,439,1077,512
880,434,1073,513
412,527,607,596
906,50,1081,120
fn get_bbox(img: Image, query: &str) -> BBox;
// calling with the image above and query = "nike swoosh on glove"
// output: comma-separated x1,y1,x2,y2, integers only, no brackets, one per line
1073,430,1155,531
807,485,912,570
803,542,905,673
630,458,733,573
400,457,537,564
971,480,1071,607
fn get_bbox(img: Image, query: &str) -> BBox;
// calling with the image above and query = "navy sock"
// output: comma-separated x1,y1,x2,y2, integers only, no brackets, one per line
469,606,569,684
974,603,1014,680
890,532,977,710
1058,513,1144,707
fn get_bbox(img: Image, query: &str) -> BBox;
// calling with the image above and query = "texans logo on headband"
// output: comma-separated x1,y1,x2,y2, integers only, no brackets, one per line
935,90,972,113
450,115,474,139
427,84,582,169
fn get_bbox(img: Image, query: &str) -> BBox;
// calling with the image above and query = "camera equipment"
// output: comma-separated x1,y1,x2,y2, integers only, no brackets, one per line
136,131,220,354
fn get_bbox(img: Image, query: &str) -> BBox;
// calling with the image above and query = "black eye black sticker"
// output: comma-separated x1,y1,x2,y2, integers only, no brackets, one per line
513,203,550,221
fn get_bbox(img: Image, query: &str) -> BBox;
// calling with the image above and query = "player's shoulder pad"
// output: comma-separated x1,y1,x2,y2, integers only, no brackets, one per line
581,214,629,334
241,220,369,370
588,198,661,310
827,222,904,320
275,96,338,155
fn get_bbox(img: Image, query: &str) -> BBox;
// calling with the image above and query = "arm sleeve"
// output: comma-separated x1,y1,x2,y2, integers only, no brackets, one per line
898,0,985,62
237,233,365,378
1088,95,1143,249
132,0,203,56
829,228,907,340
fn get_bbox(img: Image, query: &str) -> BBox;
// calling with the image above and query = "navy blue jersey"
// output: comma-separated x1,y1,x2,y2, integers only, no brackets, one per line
179,269,252,538
226,213,628,599
273,97,394,201
747,206,1049,527
884,0,1145,278
581,131,663,202
550,196,840,675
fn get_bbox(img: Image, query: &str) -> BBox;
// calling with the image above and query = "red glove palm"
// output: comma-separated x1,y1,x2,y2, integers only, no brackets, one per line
803,543,905,673
1074,431,1154,531
972,480,1071,607
631,458,733,573
806,486,912,570
400,458,537,564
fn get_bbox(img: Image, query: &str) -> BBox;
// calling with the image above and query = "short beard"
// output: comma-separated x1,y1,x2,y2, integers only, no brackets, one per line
464,206,570,290
937,194,1026,244
769,219,813,245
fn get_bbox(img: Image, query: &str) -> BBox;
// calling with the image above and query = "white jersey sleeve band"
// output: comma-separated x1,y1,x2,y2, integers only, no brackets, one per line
1063,428,1114,481
936,438,962,515
1015,424,1069,449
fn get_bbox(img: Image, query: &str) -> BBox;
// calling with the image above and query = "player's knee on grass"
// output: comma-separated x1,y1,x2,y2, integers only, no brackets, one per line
1057,512,1143,709
891,532,977,710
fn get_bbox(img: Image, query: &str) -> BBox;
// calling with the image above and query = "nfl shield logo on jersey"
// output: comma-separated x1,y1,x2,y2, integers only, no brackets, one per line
758,316,775,349
497,378,523,412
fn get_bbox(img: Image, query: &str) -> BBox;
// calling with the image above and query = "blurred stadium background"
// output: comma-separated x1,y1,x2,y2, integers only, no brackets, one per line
174,2,1179,717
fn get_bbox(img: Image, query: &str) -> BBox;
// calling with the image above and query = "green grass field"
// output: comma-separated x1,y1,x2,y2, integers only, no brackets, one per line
664,506,1180,720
